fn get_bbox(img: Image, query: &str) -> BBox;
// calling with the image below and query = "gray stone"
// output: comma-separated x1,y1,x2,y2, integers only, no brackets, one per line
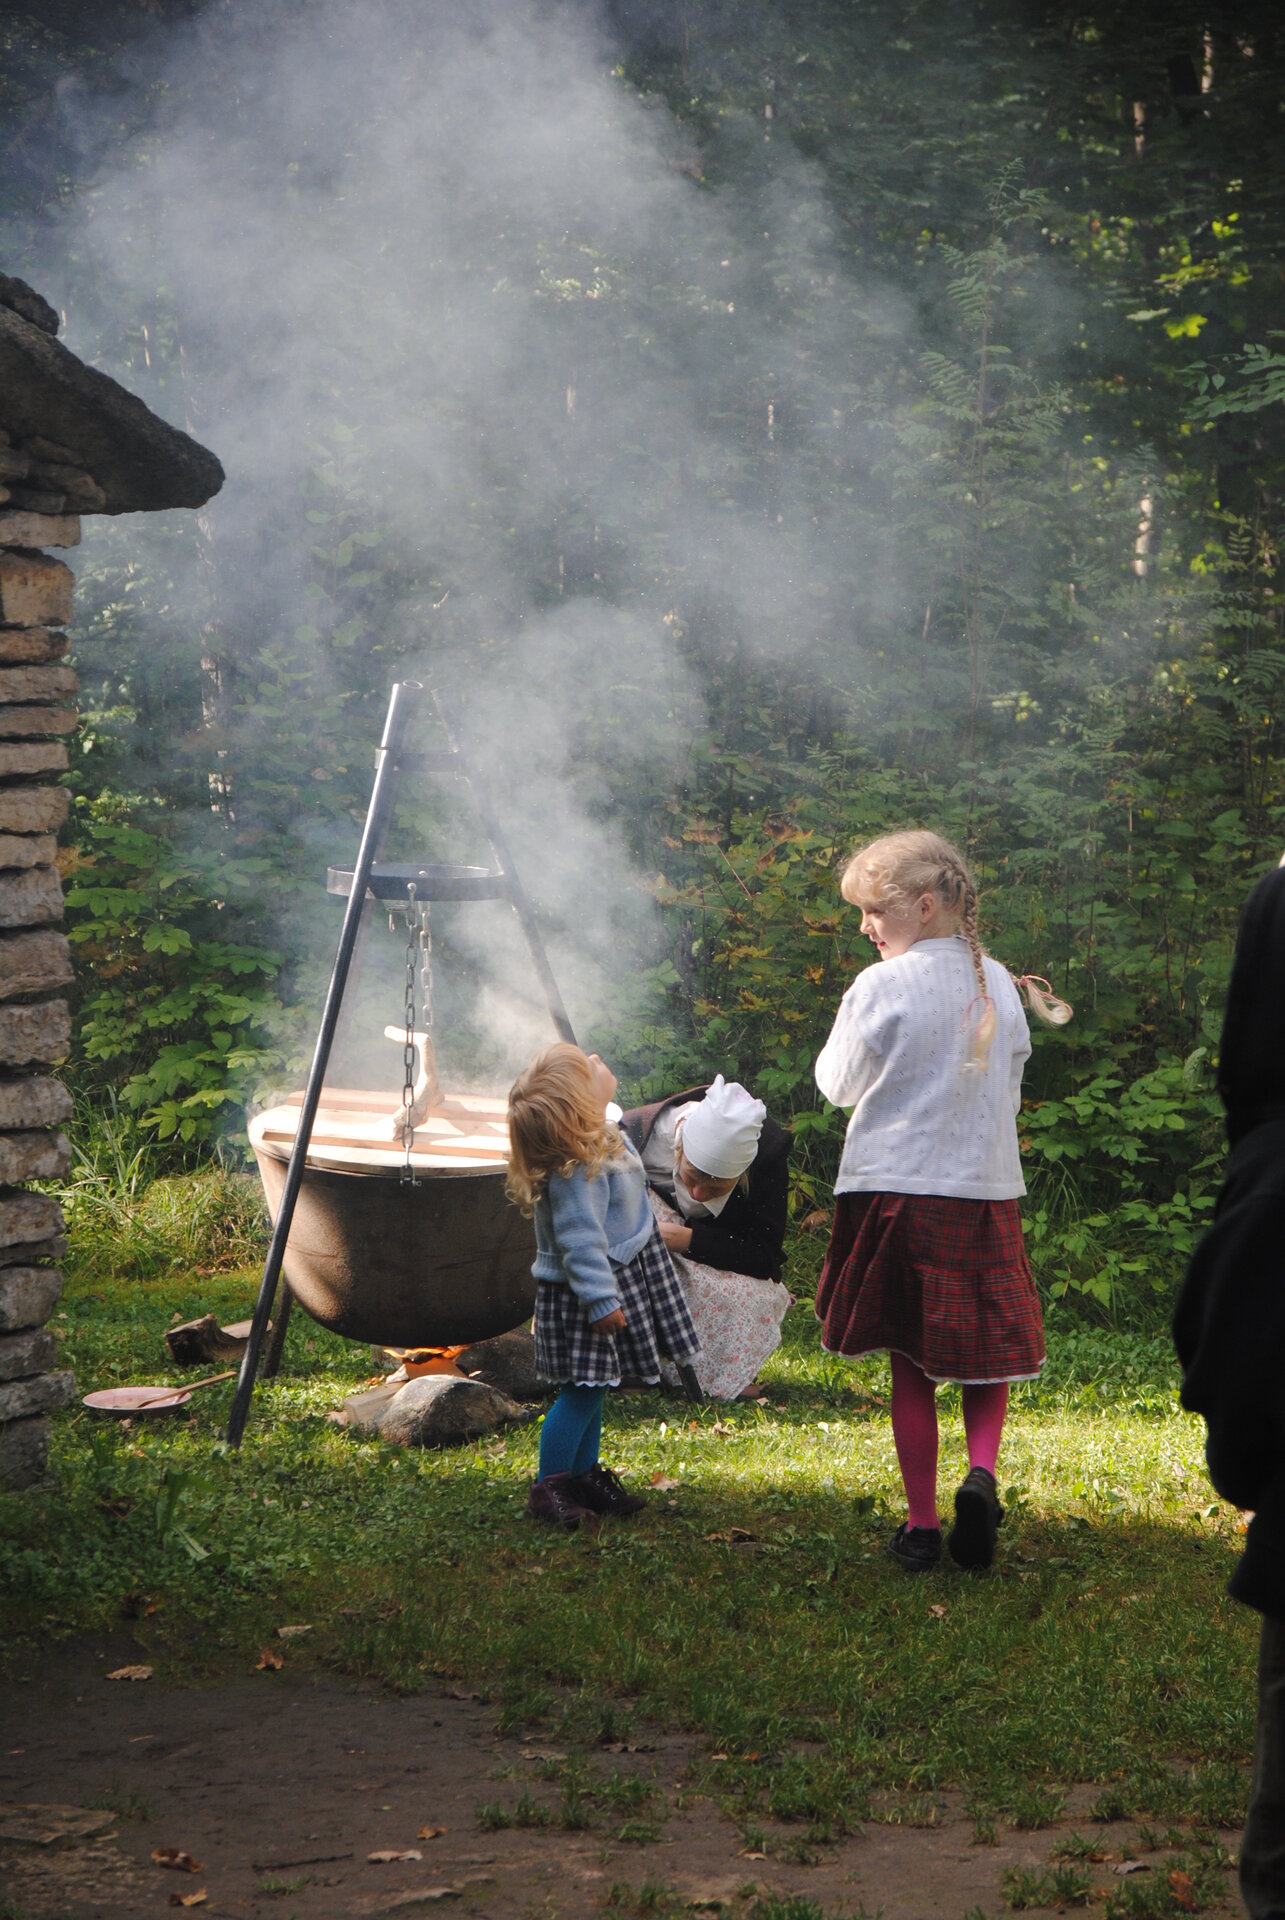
0,1368,74,1420
0,627,69,665
5,489,67,516
0,867,63,929
0,707,77,740
458,1328,543,1402
0,511,80,549
378,1374,523,1448
0,552,73,627
27,464,106,511
0,1130,70,1181
0,788,69,832
0,275,58,336
0,1265,62,1331
0,1191,63,1250
0,1000,70,1065
0,1413,51,1489
0,1076,72,1128
0,930,73,999
0,301,224,515
0,742,67,778
0,664,78,704
0,832,57,871
0,1324,56,1380
0,1235,67,1269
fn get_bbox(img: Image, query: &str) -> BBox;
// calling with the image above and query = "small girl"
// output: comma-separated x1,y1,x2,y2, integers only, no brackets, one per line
507,1042,701,1529
813,830,1069,1573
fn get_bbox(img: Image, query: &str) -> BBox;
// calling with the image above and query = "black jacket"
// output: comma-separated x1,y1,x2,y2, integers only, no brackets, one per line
1173,866,1285,1620
619,1085,791,1283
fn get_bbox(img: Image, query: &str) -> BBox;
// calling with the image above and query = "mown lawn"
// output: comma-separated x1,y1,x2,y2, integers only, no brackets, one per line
0,1214,1255,1837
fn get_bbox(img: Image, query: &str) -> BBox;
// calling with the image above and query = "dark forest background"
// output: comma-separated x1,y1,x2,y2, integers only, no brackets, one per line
3,0,1283,1322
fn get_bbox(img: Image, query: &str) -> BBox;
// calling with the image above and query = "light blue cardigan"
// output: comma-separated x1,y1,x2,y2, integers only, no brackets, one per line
531,1137,654,1322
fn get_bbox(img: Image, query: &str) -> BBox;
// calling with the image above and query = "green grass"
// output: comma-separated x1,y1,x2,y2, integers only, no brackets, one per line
0,1211,1255,1825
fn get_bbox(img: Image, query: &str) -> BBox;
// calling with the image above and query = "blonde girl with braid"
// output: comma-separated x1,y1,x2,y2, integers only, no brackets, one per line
813,831,1070,1574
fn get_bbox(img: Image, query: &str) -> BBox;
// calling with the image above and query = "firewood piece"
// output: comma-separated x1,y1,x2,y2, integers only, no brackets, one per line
165,1314,257,1367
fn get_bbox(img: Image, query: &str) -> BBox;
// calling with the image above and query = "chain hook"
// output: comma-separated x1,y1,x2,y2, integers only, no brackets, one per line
400,881,419,1185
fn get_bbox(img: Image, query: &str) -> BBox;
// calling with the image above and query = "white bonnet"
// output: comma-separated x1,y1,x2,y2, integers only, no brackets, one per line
679,1075,766,1180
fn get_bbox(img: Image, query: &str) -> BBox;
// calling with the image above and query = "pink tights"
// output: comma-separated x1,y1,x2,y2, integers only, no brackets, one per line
889,1352,1008,1531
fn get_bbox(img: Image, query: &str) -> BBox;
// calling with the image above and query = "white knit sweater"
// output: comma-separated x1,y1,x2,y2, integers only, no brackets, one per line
814,937,1032,1200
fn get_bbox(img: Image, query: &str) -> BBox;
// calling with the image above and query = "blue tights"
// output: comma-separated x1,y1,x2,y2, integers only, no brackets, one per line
538,1384,605,1481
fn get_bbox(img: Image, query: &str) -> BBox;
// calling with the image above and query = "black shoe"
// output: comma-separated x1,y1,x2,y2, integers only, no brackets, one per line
566,1461,647,1517
887,1523,942,1572
527,1472,595,1530
947,1466,1004,1570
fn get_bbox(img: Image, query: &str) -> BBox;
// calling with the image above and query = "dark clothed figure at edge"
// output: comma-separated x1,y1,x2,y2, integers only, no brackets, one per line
619,1086,791,1281
1174,862,1285,1920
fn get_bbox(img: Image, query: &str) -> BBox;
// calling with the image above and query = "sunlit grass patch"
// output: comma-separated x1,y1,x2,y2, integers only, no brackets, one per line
0,1225,1254,1817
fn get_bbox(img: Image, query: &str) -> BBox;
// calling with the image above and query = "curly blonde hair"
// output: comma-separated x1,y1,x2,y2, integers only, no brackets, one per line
840,829,1071,1067
505,1042,626,1214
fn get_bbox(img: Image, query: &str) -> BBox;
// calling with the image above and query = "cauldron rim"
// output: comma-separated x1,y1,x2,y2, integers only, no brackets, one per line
248,1107,510,1179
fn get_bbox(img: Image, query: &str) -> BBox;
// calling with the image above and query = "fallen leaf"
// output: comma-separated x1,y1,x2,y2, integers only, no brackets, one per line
255,1647,284,1671
710,1421,735,1436
649,1473,681,1491
368,1848,424,1864
1168,1869,1197,1911
1113,1861,1150,1876
168,1893,208,1909
416,1825,445,1841
928,1603,948,1620
106,1664,152,1682
151,1847,203,1874
445,1685,480,1701
276,1623,313,1639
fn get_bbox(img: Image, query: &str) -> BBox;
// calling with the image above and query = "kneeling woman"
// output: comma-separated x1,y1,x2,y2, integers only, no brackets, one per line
619,1076,791,1399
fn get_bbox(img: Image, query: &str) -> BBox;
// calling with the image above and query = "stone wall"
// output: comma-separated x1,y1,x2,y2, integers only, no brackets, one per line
0,493,79,1486
0,273,222,1490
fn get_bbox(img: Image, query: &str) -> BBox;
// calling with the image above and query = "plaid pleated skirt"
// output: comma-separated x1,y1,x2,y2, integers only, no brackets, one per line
816,1191,1045,1384
533,1222,701,1388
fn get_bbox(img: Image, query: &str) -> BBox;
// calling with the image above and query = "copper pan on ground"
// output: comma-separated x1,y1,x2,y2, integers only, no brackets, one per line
84,1371,236,1415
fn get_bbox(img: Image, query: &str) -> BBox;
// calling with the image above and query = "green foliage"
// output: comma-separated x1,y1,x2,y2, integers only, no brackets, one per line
64,810,287,1145
6,0,1285,1327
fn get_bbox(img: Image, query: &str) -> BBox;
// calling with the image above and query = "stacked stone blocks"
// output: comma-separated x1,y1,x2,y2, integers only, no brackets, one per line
0,491,80,1486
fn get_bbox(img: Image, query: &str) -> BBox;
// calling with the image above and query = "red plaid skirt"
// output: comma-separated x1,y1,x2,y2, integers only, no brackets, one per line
816,1191,1045,1384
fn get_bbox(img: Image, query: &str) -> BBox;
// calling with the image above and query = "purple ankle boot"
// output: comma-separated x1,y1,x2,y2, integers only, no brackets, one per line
527,1472,595,1529
566,1462,647,1517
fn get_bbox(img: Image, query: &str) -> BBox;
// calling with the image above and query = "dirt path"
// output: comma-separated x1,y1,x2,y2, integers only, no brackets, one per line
0,1638,1242,1919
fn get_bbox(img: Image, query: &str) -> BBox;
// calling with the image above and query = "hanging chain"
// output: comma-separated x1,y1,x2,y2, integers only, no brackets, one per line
418,900,433,1042
400,882,419,1184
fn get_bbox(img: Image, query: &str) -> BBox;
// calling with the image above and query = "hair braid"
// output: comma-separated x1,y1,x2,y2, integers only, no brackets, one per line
959,881,988,1004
